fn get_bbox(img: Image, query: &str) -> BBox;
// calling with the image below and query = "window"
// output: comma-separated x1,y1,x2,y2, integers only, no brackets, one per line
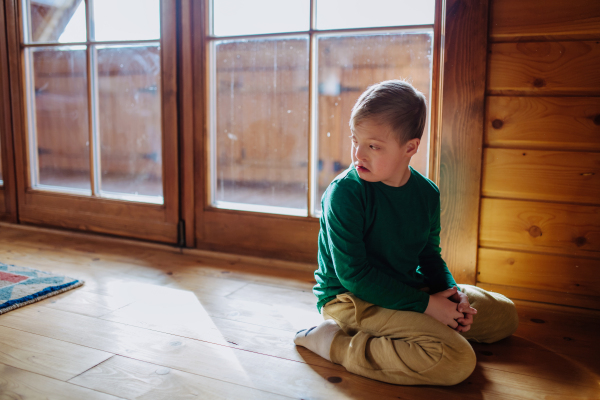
208,0,435,217
9,0,179,243
23,0,163,203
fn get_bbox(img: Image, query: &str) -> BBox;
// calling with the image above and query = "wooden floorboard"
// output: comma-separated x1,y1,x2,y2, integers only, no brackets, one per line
0,362,125,399
0,226,599,399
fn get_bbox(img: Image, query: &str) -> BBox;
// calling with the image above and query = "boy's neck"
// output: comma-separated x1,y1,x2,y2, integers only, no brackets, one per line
381,161,412,188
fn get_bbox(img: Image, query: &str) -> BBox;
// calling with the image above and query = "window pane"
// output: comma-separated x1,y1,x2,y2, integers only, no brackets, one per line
213,0,309,37
28,47,90,191
93,0,160,42
97,45,163,200
316,32,433,213
25,0,87,43
212,38,309,215
316,0,435,30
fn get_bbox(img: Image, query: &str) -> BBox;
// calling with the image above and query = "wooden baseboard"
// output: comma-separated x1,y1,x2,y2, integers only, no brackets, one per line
0,221,316,274
477,282,600,311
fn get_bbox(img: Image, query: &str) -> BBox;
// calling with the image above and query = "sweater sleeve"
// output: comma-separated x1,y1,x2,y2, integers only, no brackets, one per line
418,194,457,293
324,180,430,313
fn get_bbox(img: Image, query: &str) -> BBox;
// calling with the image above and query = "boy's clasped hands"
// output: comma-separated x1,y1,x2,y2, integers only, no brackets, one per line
424,286,477,333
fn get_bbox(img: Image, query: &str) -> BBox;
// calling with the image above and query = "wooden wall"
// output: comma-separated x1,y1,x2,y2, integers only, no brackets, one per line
478,0,600,309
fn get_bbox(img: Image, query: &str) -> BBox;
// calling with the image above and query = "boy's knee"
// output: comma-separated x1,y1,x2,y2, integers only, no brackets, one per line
421,338,476,386
485,295,519,343
444,340,477,385
500,300,519,339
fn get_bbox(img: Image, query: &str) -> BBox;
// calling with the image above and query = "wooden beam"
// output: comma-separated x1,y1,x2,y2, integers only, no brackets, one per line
439,0,490,285
0,1,18,222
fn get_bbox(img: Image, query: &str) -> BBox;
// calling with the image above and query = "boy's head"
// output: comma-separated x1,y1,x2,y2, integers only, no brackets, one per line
349,80,427,187
350,80,427,145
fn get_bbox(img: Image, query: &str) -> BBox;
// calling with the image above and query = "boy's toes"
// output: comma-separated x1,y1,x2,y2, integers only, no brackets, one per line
294,326,316,344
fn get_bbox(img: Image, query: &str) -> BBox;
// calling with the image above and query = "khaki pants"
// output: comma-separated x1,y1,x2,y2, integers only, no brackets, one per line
322,285,519,386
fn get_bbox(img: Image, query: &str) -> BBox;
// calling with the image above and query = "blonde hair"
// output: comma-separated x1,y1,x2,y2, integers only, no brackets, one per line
349,80,427,144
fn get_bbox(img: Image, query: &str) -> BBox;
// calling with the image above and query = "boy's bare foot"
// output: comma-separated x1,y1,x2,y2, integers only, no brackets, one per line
293,319,341,362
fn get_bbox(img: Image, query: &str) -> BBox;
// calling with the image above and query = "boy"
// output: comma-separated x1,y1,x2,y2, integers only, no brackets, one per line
294,80,518,386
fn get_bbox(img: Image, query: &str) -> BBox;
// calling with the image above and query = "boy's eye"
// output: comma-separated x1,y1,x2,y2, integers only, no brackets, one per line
370,145,379,150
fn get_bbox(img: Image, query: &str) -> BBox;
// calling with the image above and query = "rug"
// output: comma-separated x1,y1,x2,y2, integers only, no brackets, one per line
0,262,84,315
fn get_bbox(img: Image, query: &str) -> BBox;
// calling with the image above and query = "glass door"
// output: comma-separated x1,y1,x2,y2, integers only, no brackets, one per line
195,0,440,259
8,0,178,242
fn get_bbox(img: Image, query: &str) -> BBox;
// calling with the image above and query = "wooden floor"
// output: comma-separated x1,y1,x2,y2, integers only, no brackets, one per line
0,225,599,399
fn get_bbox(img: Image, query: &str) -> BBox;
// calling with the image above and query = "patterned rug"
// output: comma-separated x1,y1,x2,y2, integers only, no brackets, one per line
0,262,84,315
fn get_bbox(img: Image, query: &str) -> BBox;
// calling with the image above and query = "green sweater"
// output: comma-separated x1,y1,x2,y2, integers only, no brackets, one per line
314,166,456,313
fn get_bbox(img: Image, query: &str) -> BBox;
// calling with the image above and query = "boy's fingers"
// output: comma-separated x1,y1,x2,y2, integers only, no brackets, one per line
459,304,477,314
440,287,458,297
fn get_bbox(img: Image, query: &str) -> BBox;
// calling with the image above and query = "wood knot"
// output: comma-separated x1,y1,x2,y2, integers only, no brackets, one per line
533,78,546,88
327,376,342,383
507,258,515,265
531,318,545,324
528,225,542,238
574,236,587,247
594,114,600,126
491,119,504,129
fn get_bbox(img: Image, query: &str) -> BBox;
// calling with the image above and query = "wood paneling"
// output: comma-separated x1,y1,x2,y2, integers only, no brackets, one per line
489,0,600,42
481,1,600,310
478,248,599,297
482,148,600,204
20,205,177,243
0,190,5,215
487,41,600,96
438,0,489,285
485,96,600,151
479,198,600,256
201,209,319,263
478,282,600,310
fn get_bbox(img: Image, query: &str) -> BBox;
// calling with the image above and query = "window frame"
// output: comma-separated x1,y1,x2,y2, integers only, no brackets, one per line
0,1,17,221
4,0,181,242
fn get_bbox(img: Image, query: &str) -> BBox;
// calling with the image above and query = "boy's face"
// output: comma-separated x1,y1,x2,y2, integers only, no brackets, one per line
350,119,419,187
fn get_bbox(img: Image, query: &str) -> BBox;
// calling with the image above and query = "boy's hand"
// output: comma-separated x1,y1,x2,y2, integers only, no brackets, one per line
449,286,477,333
424,287,465,329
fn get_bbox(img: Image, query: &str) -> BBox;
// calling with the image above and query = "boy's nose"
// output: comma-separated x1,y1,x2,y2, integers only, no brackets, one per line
354,145,367,161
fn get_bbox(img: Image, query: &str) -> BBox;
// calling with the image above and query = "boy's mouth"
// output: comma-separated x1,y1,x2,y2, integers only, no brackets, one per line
355,165,370,172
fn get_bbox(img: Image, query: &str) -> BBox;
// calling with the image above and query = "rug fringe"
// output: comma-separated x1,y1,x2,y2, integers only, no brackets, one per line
0,280,85,315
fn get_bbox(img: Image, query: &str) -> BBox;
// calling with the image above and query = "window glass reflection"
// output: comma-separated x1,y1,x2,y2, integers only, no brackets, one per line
213,37,309,214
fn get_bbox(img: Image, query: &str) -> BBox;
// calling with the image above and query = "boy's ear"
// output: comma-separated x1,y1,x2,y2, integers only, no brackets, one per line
405,138,420,156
